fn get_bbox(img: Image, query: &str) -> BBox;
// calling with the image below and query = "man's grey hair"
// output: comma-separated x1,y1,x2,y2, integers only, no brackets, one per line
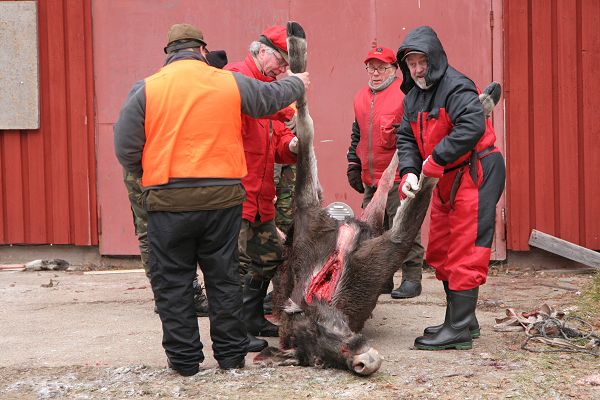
249,41,277,56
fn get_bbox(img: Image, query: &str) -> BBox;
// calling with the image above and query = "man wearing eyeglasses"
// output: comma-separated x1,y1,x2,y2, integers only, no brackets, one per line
346,46,425,300
224,26,298,353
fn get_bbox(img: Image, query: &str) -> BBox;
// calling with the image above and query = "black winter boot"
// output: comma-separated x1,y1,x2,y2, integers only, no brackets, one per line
390,280,422,299
243,275,279,337
414,287,479,350
193,278,209,317
424,282,480,338
247,333,268,353
391,262,422,299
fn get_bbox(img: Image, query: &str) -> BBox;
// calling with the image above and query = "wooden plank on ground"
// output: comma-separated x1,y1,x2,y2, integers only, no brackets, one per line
83,269,145,275
0,264,25,271
529,229,600,269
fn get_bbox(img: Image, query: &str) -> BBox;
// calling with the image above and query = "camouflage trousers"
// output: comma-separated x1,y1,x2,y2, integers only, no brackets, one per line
362,182,424,282
123,170,150,278
274,164,296,234
238,218,283,285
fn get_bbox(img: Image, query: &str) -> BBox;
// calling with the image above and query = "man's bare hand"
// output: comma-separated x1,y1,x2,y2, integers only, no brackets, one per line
288,71,310,91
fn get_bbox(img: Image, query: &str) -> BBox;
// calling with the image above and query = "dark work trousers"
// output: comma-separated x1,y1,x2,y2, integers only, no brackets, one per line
148,205,249,370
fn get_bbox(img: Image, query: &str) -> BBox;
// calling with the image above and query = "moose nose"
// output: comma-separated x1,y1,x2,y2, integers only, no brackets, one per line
352,347,383,376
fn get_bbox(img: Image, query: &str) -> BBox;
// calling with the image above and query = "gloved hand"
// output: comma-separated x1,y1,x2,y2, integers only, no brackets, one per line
288,136,299,154
346,163,364,193
285,115,297,134
422,155,444,178
399,173,419,200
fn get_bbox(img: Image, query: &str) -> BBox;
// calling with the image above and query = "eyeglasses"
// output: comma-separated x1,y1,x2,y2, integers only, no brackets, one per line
272,51,288,68
366,65,393,74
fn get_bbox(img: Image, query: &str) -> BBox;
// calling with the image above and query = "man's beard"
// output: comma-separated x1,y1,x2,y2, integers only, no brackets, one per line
415,77,432,90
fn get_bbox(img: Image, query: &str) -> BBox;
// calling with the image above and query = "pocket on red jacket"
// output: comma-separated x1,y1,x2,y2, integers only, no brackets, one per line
379,114,399,149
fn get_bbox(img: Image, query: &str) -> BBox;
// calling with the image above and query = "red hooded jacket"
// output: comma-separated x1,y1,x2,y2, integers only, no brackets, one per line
225,54,296,222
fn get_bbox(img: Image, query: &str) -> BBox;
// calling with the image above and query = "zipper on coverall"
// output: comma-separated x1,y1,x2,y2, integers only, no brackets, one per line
368,94,375,185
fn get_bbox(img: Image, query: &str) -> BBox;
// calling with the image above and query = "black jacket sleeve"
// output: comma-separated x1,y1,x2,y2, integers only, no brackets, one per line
396,111,422,177
347,120,361,164
233,73,305,118
432,79,486,165
114,80,146,177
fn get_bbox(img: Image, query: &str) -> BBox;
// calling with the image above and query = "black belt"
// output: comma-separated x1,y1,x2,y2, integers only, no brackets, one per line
444,146,496,174
447,146,496,209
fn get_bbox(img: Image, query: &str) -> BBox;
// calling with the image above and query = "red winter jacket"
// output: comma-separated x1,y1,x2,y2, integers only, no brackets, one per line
225,54,296,222
347,78,403,186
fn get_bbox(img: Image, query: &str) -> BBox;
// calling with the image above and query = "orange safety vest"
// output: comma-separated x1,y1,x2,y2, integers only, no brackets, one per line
142,60,246,187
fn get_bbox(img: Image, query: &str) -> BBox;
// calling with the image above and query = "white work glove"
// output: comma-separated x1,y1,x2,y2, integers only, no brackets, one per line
285,115,297,134
288,136,299,154
400,173,420,199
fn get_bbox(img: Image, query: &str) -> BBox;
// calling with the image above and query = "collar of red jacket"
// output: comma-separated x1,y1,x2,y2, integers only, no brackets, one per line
243,53,275,83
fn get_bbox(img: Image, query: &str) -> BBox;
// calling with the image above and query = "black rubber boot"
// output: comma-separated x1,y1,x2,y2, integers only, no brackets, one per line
167,359,199,377
247,333,268,353
193,277,209,317
218,357,245,370
263,291,273,315
243,275,279,337
390,280,422,299
414,287,479,350
424,282,480,338
391,262,422,299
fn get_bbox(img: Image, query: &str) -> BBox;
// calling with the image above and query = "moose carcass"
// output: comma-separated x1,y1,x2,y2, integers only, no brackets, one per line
255,22,501,376
252,21,436,376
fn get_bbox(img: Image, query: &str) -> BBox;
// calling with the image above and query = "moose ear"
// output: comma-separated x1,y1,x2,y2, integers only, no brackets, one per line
283,298,303,314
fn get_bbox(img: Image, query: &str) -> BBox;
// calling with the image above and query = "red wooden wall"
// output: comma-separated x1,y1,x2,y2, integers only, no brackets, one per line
0,0,97,245
504,0,600,250
93,0,504,257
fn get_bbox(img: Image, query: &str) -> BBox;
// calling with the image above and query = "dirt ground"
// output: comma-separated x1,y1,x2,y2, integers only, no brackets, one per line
0,256,599,399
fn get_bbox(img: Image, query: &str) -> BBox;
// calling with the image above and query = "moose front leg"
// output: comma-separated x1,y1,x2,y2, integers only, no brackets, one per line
287,21,320,210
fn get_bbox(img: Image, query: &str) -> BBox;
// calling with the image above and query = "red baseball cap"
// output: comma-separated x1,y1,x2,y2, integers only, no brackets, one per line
259,25,289,62
364,47,396,64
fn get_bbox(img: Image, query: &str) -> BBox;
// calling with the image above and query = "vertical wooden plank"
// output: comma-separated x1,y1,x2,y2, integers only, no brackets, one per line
581,0,600,248
23,131,47,243
25,0,49,243
64,0,92,245
491,0,506,260
1,132,25,242
505,0,532,250
45,0,71,243
83,0,98,245
530,0,556,236
555,1,580,244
